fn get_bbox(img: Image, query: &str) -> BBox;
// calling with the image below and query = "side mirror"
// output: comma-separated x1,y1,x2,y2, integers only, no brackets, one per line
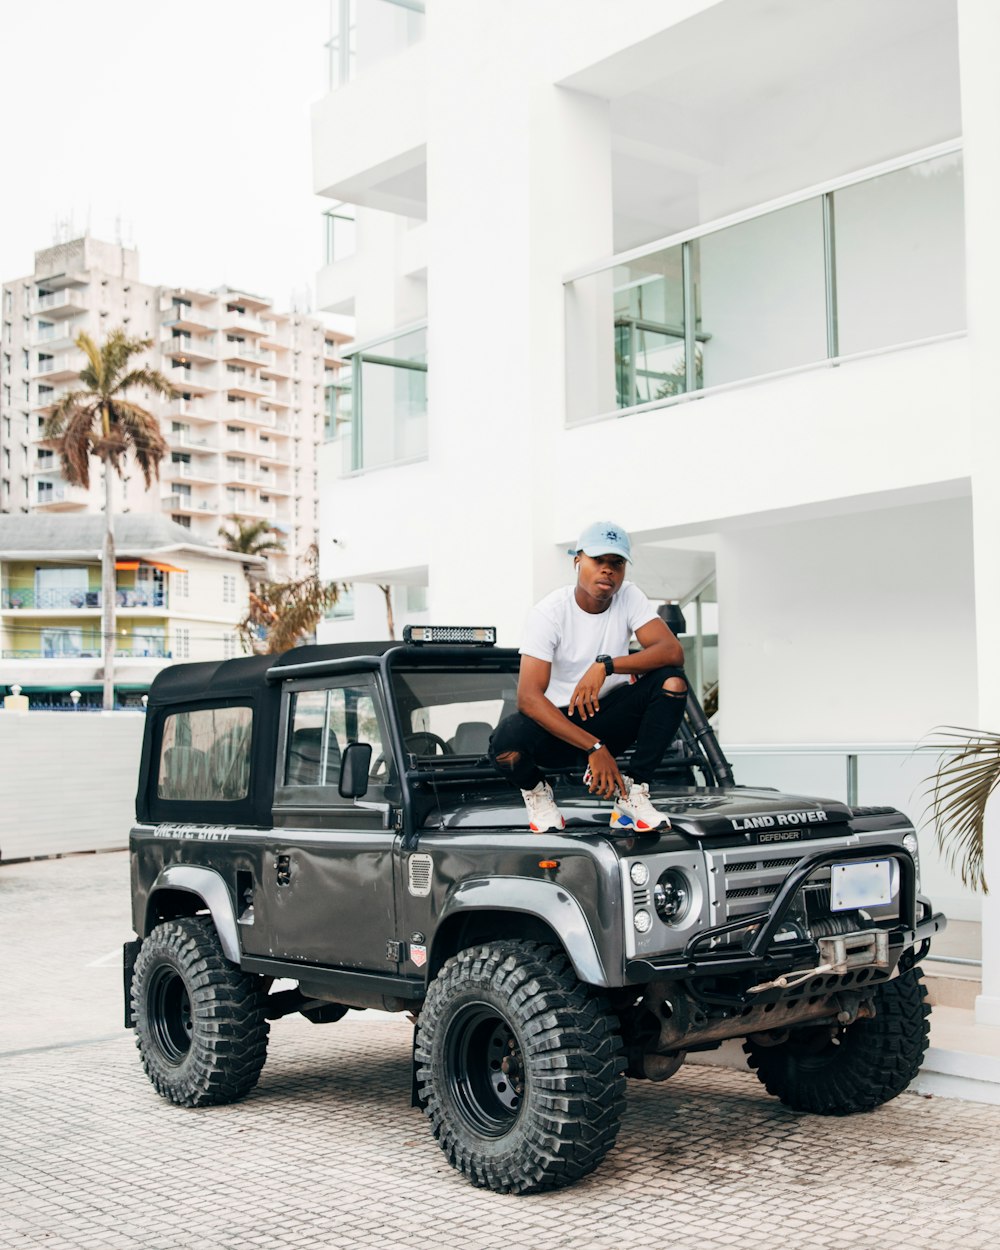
339,741,373,799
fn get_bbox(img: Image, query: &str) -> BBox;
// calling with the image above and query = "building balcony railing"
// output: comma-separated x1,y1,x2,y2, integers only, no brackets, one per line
564,142,966,423
162,303,215,333
34,481,90,509
1,645,172,660
33,354,82,382
35,290,88,318
1,587,167,609
220,311,269,336
161,335,216,364
164,493,215,515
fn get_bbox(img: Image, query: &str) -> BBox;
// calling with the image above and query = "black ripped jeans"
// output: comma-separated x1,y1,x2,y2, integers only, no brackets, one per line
489,666,688,790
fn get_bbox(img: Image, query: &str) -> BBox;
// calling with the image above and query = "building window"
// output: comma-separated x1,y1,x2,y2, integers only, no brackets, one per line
223,634,237,659
175,627,190,659
346,325,428,470
174,571,189,598
172,514,192,528
223,574,237,605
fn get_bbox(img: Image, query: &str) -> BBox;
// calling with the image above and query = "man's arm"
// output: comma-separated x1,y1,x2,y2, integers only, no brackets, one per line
517,656,626,798
566,616,683,720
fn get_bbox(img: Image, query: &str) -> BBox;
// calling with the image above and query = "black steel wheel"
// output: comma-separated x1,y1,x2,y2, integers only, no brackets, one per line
743,966,931,1115
415,941,625,1194
131,917,269,1107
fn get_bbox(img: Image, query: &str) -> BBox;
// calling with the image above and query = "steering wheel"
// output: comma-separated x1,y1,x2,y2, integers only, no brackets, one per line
404,731,450,757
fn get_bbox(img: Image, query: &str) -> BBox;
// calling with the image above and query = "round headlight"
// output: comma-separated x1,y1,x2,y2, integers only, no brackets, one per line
630,861,650,887
654,869,692,926
903,832,919,856
633,909,652,934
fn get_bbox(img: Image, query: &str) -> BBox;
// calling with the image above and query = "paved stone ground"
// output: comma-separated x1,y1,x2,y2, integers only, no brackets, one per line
3,853,1000,1250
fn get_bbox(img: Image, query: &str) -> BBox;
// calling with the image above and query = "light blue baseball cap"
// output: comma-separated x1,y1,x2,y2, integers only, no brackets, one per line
576,520,632,562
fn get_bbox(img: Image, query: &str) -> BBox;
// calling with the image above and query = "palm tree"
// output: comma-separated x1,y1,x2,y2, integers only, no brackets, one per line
236,544,341,654
924,728,996,895
218,515,286,561
44,328,174,710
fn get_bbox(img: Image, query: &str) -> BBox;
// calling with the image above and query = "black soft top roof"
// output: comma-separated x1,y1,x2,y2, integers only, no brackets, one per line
146,641,401,707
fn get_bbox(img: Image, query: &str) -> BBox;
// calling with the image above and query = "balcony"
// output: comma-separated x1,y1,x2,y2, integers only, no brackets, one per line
167,426,213,451
168,395,214,423
166,459,217,484
35,290,88,318
32,327,77,352
564,145,966,423
3,587,100,610
33,354,83,383
161,304,215,334
220,310,269,337
220,339,270,366
33,481,90,510
260,350,289,378
164,493,215,516
167,362,213,395
0,586,167,610
161,335,216,365
226,372,274,399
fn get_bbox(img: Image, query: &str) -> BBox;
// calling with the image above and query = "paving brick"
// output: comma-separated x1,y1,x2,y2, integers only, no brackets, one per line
3,852,1000,1249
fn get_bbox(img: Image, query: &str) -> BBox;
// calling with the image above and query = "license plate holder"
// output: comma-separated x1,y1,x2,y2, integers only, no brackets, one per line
830,859,892,911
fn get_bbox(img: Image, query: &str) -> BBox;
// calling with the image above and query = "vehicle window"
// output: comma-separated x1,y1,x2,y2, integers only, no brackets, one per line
285,685,389,787
390,667,519,757
158,706,252,801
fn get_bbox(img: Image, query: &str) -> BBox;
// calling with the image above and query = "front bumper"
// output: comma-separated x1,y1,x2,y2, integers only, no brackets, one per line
624,843,947,986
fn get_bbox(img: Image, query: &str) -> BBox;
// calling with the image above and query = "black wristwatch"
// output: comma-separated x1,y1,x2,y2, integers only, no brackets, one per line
596,654,615,676
587,740,605,754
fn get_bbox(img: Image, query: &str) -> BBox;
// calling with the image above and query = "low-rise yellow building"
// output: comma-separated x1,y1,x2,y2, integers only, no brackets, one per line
0,515,263,708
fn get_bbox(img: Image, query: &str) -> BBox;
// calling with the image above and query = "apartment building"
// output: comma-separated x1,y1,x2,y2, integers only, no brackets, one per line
0,236,348,580
309,0,999,1023
0,514,262,708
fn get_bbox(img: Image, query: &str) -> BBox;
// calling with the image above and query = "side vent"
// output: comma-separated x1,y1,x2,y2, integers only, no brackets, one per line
408,853,433,898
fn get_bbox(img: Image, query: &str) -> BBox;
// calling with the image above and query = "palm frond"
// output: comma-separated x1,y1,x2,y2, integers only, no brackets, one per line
106,399,169,485
922,726,998,894
114,367,177,400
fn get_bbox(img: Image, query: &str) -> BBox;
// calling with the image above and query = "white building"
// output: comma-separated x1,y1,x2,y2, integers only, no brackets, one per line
310,0,1000,1026
1,236,348,579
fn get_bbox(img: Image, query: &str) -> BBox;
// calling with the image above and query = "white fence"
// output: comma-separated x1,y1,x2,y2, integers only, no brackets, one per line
0,712,145,861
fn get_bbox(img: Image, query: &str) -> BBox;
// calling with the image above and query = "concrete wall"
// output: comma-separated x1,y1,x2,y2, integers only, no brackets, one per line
0,711,144,861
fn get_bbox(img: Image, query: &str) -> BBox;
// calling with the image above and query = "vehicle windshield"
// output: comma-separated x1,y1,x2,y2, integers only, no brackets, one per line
390,663,519,760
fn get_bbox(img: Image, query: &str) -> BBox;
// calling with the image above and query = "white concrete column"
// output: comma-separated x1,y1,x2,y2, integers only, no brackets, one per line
957,0,1000,1025
425,1,613,643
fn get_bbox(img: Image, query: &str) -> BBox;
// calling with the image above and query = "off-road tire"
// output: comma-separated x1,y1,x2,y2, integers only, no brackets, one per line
132,917,269,1107
414,941,625,1194
743,966,931,1114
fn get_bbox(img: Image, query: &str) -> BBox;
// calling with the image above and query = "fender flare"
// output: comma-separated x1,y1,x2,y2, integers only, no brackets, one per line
436,876,610,988
146,864,241,964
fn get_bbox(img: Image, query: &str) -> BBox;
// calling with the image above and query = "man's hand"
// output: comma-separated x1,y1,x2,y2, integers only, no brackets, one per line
585,745,625,800
568,661,608,721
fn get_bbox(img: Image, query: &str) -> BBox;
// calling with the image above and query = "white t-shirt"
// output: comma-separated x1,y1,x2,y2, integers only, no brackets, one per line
519,582,658,707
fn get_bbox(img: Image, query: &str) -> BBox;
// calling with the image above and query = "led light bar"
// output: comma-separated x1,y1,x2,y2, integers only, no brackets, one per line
402,625,497,646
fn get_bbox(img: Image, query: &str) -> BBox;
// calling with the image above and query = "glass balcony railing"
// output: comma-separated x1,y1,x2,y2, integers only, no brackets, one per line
565,146,966,423
339,324,427,471
325,0,424,93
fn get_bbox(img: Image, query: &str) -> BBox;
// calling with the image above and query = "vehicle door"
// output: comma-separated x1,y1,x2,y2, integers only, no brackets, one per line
243,675,401,973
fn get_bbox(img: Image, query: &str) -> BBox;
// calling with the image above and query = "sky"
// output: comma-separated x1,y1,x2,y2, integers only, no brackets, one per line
0,0,332,311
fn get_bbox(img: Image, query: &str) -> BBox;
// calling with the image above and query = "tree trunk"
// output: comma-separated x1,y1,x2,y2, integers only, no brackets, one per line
101,460,116,711
379,584,396,641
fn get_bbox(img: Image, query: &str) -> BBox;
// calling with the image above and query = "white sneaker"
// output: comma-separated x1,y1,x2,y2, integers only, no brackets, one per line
520,780,565,833
611,776,671,832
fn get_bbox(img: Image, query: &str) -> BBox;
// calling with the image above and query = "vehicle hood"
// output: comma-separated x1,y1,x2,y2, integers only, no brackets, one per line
419,784,885,845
